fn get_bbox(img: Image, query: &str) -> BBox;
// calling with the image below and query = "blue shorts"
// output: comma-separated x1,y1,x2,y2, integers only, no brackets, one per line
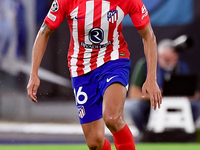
71,58,131,124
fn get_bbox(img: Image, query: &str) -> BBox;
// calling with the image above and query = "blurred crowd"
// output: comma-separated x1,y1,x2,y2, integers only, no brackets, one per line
0,0,26,68
125,39,200,135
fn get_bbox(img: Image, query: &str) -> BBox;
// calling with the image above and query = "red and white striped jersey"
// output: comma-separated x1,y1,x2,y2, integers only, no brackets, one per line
44,0,150,77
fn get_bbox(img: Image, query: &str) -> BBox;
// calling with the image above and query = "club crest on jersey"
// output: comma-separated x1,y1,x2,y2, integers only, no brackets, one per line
78,106,86,118
51,0,59,12
107,10,118,23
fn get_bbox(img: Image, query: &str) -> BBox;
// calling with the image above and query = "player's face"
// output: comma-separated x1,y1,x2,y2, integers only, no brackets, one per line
158,48,178,71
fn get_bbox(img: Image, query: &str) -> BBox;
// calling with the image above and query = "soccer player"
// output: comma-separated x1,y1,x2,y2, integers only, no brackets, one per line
27,0,162,149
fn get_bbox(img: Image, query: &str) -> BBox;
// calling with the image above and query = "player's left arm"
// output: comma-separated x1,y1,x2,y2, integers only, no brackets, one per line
137,23,162,110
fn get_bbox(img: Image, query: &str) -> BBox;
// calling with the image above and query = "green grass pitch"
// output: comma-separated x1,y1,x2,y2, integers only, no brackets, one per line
0,143,200,150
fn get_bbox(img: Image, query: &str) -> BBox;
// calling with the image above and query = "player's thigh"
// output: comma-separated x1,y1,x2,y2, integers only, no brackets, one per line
103,83,127,132
103,83,127,115
72,70,103,124
100,59,130,118
81,118,105,146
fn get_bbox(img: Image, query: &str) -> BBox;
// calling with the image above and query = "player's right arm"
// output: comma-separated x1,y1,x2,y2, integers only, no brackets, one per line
27,23,54,103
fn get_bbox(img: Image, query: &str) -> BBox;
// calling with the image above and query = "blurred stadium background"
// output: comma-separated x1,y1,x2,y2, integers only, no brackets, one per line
0,0,200,148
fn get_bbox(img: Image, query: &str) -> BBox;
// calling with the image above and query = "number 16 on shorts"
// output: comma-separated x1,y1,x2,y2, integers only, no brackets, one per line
74,86,88,105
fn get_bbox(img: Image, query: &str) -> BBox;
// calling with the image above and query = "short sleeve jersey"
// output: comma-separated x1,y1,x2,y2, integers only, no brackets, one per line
44,0,150,77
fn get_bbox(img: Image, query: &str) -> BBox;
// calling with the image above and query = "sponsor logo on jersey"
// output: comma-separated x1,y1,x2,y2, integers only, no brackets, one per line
141,5,148,20
80,27,112,49
78,106,86,118
48,12,57,21
80,41,112,49
51,0,59,12
89,28,104,44
107,10,118,23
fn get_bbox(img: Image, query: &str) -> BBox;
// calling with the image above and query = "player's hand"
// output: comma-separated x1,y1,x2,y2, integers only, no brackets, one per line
27,75,40,103
142,78,162,110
